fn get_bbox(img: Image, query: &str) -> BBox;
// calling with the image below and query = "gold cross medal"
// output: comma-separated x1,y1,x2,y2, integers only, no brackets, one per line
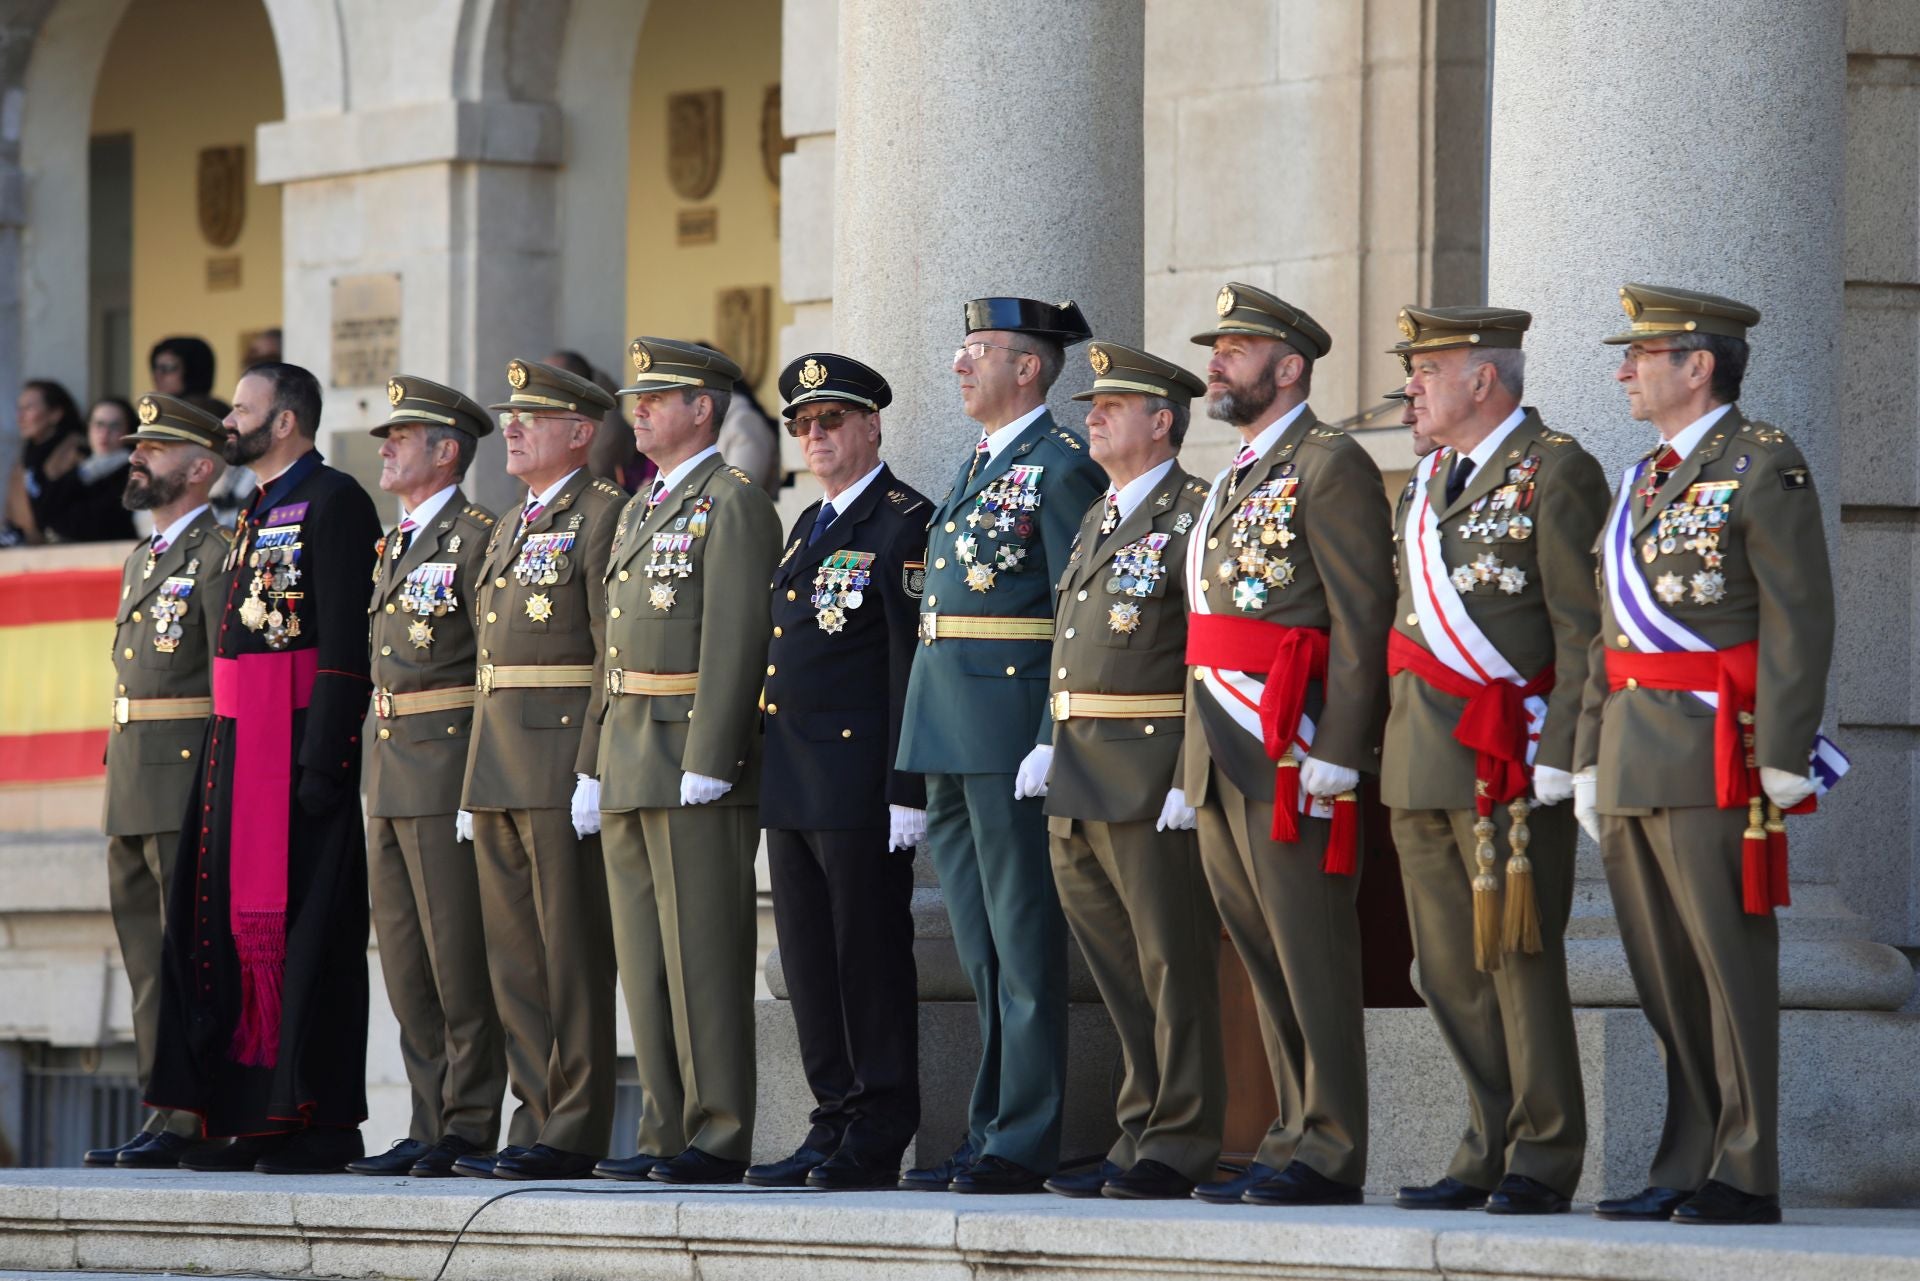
649,582,677,612
408,620,434,649
524,593,555,623
239,595,269,631
1107,600,1142,634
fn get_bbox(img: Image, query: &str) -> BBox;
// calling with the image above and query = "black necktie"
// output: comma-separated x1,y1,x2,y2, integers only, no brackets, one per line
1446,456,1476,506
808,501,837,546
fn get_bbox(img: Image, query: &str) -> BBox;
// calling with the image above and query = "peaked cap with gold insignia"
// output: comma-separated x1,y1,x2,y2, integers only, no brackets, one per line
1602,282,1761,345
1191,281,1332,359
124,392,225,450
375,374,493,438
488,358,617,416
619,337,742,396
1070,340,1207,404
1389,304,1531,354
778,351,892,418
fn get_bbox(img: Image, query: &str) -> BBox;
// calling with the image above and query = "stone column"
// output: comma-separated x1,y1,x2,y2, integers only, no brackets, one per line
1486,0,1909,1007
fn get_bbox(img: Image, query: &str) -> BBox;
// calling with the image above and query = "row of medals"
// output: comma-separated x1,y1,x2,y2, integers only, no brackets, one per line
957,465,1041,592
1221,478,1298,612
645,532,696,613
1105,532,1169,634
1645,480,1733,606
1449,457,1538,596
812,550,874,634
398,564,458,650
514,531,574,624
149,575,195,653
239,530,302,648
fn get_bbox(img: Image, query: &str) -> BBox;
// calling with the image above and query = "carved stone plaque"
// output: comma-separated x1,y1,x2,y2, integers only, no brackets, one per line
330,273,402,389
198,145,247,248
715,286,771,386
761,85,794,187
668,89,723,201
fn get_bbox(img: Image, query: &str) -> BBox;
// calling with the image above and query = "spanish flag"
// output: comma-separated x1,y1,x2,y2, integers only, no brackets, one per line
0,566,119,783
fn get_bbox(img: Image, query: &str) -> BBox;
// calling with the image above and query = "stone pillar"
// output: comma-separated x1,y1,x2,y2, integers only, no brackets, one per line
1486,0,1909,1008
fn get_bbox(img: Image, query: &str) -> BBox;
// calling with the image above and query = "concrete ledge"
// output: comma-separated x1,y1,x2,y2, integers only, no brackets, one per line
256,101,564,184
3,1170,1920,1281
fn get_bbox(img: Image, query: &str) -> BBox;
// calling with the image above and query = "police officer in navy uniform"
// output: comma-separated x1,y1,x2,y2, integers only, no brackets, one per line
896,297,1107,1193
745,353,929,1192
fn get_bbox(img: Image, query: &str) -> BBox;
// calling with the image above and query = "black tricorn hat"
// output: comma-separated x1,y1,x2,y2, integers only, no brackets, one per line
963,297,1092,346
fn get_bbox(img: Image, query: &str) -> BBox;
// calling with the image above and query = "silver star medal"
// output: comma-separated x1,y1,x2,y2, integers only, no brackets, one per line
1690,570,1726,605
1497,565,1527,595
1654,572,1687,605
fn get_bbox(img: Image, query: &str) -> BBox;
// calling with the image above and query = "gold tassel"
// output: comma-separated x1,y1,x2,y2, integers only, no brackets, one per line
1501,797,1542,956
1471,809,1502,973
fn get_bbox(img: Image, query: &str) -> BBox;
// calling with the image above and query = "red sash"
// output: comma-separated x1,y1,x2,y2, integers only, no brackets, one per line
1387,629,1553,815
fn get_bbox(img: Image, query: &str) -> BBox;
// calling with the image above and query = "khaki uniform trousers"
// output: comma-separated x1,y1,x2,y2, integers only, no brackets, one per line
1049,816,1225,1182
1602,805,1779,1196
470,808,617,1156
106,832,198,1139
1196,765,1368,1185
368,815,508,1148
1391,802,1586,1195
602,805,759,1162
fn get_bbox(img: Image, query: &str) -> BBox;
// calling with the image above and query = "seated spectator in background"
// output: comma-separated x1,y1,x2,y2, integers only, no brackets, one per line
549,348,652,493
150,337,216,400
33,396,138,543
2,379,87,546
244,328,282,370
697,342,782,494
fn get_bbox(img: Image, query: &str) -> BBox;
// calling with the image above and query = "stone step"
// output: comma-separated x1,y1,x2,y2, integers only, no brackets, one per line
4,1170,1920,1281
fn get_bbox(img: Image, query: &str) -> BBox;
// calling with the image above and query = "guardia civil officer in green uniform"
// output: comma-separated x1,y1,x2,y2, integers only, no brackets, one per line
84,394,229,1169
1033,342,1225,1202
745,353,929,1192
592,338,782,1187
347,377,507,1178
897,297,1106,1193
1576,286,1839,1226
454,359,625,1181
1381,308,1608,1215
1180,283,1395,1207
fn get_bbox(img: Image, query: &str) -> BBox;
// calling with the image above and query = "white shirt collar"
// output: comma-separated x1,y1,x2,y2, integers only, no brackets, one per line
820,462,884,520
153,503,210,549
401,484,458,531
1461,406,1529,473
526,467,582,514
1665,403,1734,462
1109,458,1176,524
981,404,1047,464
653,446,721,498
1242,401,1310,464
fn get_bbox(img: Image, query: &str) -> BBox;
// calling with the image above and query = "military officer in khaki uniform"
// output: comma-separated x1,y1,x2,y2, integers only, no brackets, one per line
84,394,229,1169
455,359,626,1181
1033,342,1225,1203
592,338,781,1186
1180,283,1395,1206
347,377,507,1178
1380,308,1609,1215
1576,286,1837,1226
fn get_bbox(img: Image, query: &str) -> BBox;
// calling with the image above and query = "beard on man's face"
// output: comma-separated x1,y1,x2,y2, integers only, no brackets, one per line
1204,355,1282,427
223,421,272,467
122,464,186,512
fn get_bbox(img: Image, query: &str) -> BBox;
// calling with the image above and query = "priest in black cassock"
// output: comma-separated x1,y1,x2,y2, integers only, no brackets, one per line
147,362,382,1173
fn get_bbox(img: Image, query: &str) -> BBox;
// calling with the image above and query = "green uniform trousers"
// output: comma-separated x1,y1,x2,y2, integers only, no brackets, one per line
106,831,198,1139
602,805,759,1162
927,771,1067,1172
1049,816,1225,1182
368,814,508,1148
1603,805,1779,1196
1196,764,1368,1185
1391,802,1586,1195
470,807,617,1156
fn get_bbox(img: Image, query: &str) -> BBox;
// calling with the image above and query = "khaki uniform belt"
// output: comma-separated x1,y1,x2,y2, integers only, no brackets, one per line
112,695,212,725
373,685,476,719
477,663,596,695
1051,691,1186,722
606,669,699,697
918,612,1054,642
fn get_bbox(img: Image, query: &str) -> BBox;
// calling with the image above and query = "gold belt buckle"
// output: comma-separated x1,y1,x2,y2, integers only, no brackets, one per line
477,663,495,695
607,668,626,697
919,612,937,643
373,689,395,719
112,696,130,725
1051,690,1072,722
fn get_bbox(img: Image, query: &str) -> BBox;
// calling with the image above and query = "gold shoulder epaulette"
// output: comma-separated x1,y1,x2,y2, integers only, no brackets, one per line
592,478,625,498
1539,432,1574,446
1310,427,1344,439
1052,428,1085,451
1189,479,1212,497
1745,420,1790,447
724,466,753,485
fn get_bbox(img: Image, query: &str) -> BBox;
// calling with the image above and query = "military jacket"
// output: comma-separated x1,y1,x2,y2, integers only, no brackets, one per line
1381,412,1610,810
1180,407,1395,804
1574,408,1833,812
364,492,496,818
462,469,624,811
896,409,1107,775
762,465,929,831
1044,464,1209,825
595,451,781,812
104,508,230,836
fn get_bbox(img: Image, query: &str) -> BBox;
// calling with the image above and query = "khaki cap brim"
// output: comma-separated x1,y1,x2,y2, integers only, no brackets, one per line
124,425,219,447
1190,319,1298,346
1601,317,1751,345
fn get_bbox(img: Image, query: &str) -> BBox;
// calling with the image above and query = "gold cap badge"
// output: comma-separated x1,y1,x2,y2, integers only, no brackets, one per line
797,357,828,389
137,397,159,425
1088,345,1111,376
1216,285,1237,317
506,360,529,390
387,379,404,406
1620,288,1642,320
631,340,652,374
1397,310,1416,342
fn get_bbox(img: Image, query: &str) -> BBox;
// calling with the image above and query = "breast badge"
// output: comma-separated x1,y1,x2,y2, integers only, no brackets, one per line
407,620,435,649
525,593,555,623
649,582,678,612
1107,600,1142,635
1448,551,1526,596
812,549,874,633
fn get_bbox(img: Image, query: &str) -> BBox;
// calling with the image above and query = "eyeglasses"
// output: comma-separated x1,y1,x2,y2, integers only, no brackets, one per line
954,341,1034,364
1620,346,1689,364
153,358,183,375
497,409,578,429
786,408,866,437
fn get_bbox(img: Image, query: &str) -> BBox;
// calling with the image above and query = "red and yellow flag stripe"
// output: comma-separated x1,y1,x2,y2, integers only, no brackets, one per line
0,566,120,783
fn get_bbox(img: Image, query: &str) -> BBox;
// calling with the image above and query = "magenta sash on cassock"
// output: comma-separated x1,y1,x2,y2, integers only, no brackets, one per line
211,648,318,1067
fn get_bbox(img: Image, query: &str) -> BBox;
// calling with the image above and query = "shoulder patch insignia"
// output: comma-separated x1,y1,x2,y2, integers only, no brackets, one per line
1310,427,1344,439
1540,432,1574,445
1779,465,1811,491
887,488,927,514
592,479,625,498
1052,428,1084,451
726,467,753,484
903,559,926,599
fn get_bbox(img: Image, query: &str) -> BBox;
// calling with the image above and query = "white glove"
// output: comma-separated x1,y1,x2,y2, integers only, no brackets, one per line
888,805,927,852
1573,770,1600,843
1532,764,1574,806
1761,766,1817,812
680,771,733,806
1299,755,1359,799
571,774,602,837
455,810,474,843
1013,745,1053,800
1155,787,1196,832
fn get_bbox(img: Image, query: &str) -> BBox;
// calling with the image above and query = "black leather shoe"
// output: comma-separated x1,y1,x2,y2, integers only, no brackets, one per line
1594,1185,1695,1222
85,1133,152,1167
744,1145,832,1188
1394,1175,1490,1210
346,1138,431,1176
453,1145,529,1180
1486,1173,1570,1215
949,1154,1047,1195
1242,1160,1365,1207
595,1152,671,1181
649,1146,748,1185
255,1127,364,1174
119,1132,200,1169
409,1135,480,1178
492,1144,600,1181
1192,1161,1281,1204
1044,1160,1122,1198
1671,1180,1782,1226
900,1137,976,1192
807,1149,902,1191
1103,1159,1195,1201
179,1135,286,1173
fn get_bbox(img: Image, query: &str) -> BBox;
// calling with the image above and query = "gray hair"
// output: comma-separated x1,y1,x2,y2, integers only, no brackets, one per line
1468,346,1526,399
424,423,476,480
682,385,733,430
1030,339,1066,394
1141,394,1191,449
